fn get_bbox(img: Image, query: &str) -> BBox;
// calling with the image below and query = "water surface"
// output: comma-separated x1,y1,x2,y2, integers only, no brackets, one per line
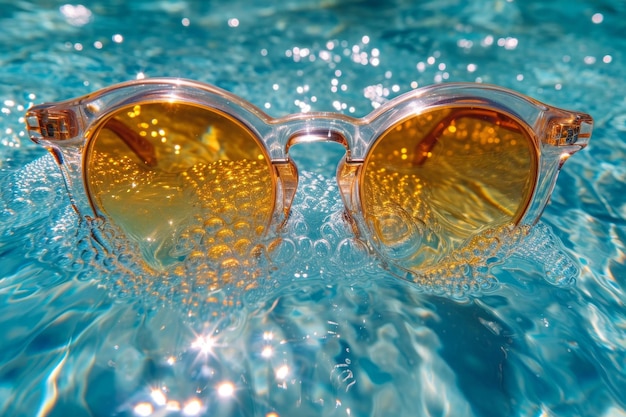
1,1,625,416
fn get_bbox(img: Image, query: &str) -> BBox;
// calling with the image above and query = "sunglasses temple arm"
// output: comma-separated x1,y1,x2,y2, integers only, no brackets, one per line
412,109,523,165
103,118,158,166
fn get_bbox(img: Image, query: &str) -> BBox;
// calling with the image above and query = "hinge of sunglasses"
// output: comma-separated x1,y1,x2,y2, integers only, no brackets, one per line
25,109,78,142
547,120,591,147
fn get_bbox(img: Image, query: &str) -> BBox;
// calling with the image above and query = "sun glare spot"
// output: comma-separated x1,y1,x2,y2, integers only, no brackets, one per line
261,346,274,358
133,402,153,416
276,365,289,380
182,399,203,416
150,389,167,406
191,335,215,354
591,13,603,24
217,381,235,397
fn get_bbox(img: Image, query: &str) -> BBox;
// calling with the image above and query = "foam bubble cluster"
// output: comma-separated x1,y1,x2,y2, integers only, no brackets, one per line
0,155,582,315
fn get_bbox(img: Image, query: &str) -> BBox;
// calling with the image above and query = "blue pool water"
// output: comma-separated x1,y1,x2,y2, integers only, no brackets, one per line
1,1,625,416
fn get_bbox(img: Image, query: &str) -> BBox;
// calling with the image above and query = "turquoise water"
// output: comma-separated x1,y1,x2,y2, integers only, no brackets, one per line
1,1,625,416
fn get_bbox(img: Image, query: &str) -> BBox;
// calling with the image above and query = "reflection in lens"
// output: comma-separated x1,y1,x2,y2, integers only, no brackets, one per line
361,107,536,271
85,102,274,271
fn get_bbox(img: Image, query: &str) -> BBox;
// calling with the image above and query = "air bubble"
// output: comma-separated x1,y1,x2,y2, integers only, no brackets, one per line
268,238,296,264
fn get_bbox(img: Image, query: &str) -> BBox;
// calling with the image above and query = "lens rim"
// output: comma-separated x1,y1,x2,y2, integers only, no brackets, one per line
357,103,539,269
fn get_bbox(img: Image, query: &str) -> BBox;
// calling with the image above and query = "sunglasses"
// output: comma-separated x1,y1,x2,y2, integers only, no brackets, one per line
24,78,592,280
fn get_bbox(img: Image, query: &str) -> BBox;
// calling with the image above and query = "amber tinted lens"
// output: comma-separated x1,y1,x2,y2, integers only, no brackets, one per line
86,102,274,269
362,107,536,270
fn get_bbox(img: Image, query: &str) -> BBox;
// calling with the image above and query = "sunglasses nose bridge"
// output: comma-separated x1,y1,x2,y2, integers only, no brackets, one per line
285,128,350,156
281,127,364,238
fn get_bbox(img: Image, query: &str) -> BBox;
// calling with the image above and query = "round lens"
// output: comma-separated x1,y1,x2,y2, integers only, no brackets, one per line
361,107,536,270
85,102,274,270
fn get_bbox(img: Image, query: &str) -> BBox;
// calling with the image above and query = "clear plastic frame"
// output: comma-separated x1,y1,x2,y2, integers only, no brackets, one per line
25,78,592,277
